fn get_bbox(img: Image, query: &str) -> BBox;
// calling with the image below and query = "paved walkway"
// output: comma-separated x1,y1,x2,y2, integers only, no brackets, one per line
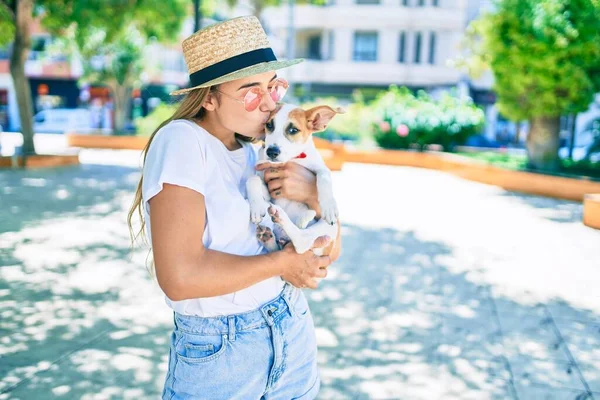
1,149,599,399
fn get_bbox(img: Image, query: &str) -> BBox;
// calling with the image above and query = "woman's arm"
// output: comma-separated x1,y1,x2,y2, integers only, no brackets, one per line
149,183,330,301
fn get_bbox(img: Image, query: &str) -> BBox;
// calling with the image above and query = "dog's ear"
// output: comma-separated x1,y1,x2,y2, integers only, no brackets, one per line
306,106,345,132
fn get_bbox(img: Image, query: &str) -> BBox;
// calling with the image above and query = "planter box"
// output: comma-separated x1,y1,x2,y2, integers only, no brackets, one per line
66,133,346,171
344,148,600,202
67,133,148,150
0,154,80,169
583,194,600,230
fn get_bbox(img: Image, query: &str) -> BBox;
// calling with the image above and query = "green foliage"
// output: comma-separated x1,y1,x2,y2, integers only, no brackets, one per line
134,103,177,137
81,27,147,89
0,2,15,47
458,151,600,179
371,86,485,151
560,159,600,179
466,0,600,121
457,151,528,170
39,0,187,47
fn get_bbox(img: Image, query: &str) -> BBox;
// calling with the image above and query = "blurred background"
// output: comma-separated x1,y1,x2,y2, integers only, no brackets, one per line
1,0,600,399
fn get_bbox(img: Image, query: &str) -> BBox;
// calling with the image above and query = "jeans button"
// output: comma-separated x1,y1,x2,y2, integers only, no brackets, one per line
267,309,273,316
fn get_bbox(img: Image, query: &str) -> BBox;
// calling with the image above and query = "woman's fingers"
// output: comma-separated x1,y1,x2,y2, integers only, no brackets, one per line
267,179,283,197
315,267,328,279
264,169,283,183
317,255,332,268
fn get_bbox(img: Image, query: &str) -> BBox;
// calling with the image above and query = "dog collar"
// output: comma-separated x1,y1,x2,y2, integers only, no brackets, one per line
294,152,307,159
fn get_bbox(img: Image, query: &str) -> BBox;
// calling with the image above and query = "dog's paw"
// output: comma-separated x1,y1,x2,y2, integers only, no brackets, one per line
256,225,279,252
268,205,285,225
250,200,269,224
319,196,339,225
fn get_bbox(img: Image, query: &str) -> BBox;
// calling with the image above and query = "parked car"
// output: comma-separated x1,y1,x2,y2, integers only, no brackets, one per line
33,108,94,134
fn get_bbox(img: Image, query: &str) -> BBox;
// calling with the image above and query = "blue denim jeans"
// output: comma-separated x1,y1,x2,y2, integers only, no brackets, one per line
162,284,320,400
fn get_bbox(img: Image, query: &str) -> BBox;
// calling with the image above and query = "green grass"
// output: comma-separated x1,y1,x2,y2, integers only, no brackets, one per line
457,151,528,170
457,151,600,180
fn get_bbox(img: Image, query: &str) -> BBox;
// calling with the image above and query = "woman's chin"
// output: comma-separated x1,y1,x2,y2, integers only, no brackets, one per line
237,129,265,140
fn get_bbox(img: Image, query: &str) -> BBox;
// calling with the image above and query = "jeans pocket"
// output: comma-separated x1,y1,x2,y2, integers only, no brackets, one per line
292,291,311,319
175,332,228,364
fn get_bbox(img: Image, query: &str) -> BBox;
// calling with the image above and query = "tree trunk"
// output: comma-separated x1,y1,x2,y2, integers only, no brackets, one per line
9,0,35,156
111,83,132,134
526,116,561,171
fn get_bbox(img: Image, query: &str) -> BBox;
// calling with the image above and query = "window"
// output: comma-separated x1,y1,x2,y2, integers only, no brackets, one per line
353,32,378,61
414,32,422,63
399,32,406,63
428,32,436,64
418,0,425,5
432,0,439,5
356,0,379,3
308,35,322,60
328,31,335,60
402,0,410,5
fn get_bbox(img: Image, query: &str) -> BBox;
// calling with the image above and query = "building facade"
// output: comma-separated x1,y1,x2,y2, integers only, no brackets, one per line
263,0,469,99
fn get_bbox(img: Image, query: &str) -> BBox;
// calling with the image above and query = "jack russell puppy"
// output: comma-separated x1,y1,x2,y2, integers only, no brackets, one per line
246,103,344,256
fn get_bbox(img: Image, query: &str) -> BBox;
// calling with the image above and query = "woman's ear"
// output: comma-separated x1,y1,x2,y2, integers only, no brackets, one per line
203,92,219,111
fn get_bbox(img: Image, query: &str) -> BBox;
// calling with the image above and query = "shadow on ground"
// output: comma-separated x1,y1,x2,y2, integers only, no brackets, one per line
311,224,599,399
498,192,584,224
1,163,598,399
0,164,140,233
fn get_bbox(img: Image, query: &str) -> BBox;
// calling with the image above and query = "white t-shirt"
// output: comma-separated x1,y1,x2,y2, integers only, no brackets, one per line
142,119,284,317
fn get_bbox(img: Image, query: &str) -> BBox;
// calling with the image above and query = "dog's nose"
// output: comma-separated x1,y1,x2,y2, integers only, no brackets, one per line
266,146,280,160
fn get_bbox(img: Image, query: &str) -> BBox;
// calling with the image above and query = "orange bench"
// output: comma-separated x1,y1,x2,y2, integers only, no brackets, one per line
583,194,600,230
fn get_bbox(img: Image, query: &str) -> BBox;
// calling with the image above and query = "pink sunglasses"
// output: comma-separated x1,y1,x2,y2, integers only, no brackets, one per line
216,78,289,112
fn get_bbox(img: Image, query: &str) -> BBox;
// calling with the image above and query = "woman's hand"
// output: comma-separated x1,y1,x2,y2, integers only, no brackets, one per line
256,162,320,215
278,236,332,289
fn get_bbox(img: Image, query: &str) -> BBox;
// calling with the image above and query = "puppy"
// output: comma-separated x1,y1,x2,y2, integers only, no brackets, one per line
246,103,344,256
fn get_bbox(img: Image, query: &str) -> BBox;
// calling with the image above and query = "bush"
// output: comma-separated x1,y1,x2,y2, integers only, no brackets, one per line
372,86,485,151
134,104,177,137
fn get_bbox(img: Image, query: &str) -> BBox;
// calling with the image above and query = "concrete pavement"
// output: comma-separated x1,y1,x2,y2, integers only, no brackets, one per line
1,149,599,399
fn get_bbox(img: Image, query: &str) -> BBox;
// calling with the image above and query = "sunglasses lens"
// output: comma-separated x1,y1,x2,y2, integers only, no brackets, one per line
270,81,288,102
244,88,262,112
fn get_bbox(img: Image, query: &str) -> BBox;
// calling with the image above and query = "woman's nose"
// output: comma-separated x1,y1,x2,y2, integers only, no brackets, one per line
259,92,277,112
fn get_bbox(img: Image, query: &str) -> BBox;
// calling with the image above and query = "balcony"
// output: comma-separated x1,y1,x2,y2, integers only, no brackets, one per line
283,60,461,86
264,4,466,31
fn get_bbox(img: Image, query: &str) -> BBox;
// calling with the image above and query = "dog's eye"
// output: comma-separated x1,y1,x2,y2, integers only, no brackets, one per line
286,124,299,135
266,120,274,132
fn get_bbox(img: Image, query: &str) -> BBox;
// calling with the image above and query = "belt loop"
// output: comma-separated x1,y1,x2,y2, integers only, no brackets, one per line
282,287,295,318
228,316,236,342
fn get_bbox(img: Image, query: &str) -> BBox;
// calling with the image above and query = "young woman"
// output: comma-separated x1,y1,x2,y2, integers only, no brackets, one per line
127,16,341,399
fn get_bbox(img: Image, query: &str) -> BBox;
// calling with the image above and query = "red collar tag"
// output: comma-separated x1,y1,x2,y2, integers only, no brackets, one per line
294,152,307,159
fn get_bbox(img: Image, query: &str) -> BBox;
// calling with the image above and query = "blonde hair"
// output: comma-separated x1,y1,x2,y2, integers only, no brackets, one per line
127,86,254,271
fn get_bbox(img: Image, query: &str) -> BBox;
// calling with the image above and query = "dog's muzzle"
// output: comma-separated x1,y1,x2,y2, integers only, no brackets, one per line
266,145,280,160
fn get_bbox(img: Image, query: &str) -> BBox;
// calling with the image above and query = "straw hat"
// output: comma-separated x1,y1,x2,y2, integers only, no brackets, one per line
170,16,303,96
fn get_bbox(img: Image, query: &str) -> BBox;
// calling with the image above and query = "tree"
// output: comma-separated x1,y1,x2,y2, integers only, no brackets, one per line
463,0,600,171
2,0,35,156
0,0,187,154
76,27,146,135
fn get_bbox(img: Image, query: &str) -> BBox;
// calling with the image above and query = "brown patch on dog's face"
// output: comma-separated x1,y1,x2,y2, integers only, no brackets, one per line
285,108,312,144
